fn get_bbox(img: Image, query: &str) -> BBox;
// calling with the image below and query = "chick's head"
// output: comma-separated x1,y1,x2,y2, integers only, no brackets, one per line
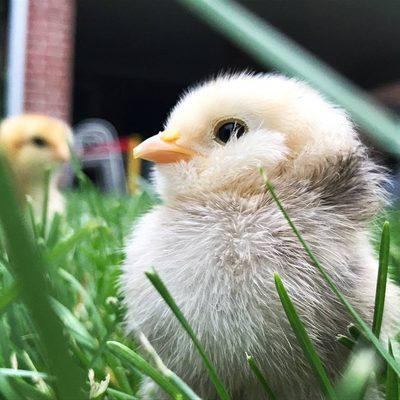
0,114,72,181
134,73,359,200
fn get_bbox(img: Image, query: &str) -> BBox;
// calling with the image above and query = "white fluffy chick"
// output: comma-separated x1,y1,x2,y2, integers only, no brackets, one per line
0,114,72,218
122,73,399,399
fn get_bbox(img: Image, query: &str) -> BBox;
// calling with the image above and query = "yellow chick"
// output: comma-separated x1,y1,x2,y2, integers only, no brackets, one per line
0,114,72,218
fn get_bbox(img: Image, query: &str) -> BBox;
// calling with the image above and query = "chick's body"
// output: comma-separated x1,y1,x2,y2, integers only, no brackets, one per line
0,114,72,217
122,74,399,399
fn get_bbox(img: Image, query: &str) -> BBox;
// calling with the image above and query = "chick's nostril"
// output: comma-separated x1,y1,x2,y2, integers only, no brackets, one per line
160,130,180,143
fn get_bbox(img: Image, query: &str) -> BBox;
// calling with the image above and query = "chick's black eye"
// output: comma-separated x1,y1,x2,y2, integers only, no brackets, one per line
31,136,48,147
215,121,247,144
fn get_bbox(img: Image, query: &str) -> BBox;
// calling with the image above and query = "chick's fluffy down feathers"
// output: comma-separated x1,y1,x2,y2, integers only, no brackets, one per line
122,73,399,399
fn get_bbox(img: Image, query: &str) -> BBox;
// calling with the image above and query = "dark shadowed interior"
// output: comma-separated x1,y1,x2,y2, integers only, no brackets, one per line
73,0,400,139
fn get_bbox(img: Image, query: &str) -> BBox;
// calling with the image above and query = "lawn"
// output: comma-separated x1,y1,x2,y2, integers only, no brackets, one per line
0,166,399,399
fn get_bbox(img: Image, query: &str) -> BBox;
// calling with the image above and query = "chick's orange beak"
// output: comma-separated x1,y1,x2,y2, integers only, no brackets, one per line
133,130,196,164
54,146,70,163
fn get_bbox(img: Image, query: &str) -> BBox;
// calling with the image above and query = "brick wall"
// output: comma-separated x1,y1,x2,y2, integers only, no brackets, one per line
24,0,75,121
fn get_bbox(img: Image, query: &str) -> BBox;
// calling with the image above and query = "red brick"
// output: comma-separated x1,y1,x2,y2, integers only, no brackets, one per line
23,0,76,122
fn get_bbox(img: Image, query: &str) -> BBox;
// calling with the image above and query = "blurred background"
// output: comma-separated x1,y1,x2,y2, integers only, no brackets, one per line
1,0,399,193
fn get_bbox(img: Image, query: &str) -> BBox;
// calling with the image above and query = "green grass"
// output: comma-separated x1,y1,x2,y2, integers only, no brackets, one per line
0,168,155,398
0,161,400,399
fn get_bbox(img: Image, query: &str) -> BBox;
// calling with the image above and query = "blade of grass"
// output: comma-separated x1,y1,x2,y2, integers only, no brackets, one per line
46,213,61,248
274,273,337,399
335,347,378,400
69,145,89,187
10,378,53,400
174,0,400,155
88,332,114,369
106,387,138,400
51,298,97,349
132,191,155,218
0,154,86,398
261,171,400,376
348,324,361,341
69,340,91,368
0,368,49,380
58,268,106,336
0,375,21,400
139,332,202,400
246,354,277,400
336,335,355,351
26,196,39,240
22,351,53,396
106,341,180,399
46,221,101,261
372,221,390,338
146,269,231,400
106,354,136,396
0,283,19,314
387,341,399,400
40,169,51,239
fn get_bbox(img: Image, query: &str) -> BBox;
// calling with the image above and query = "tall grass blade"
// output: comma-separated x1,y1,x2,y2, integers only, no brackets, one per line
0,154,85,398
40,169,51,239
261,171,400,376
274,273,337,399
372,221,390,338
106,341,180,399
387,341,399,400
174,0,400,155
146,269,231,400
246,354,277,400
